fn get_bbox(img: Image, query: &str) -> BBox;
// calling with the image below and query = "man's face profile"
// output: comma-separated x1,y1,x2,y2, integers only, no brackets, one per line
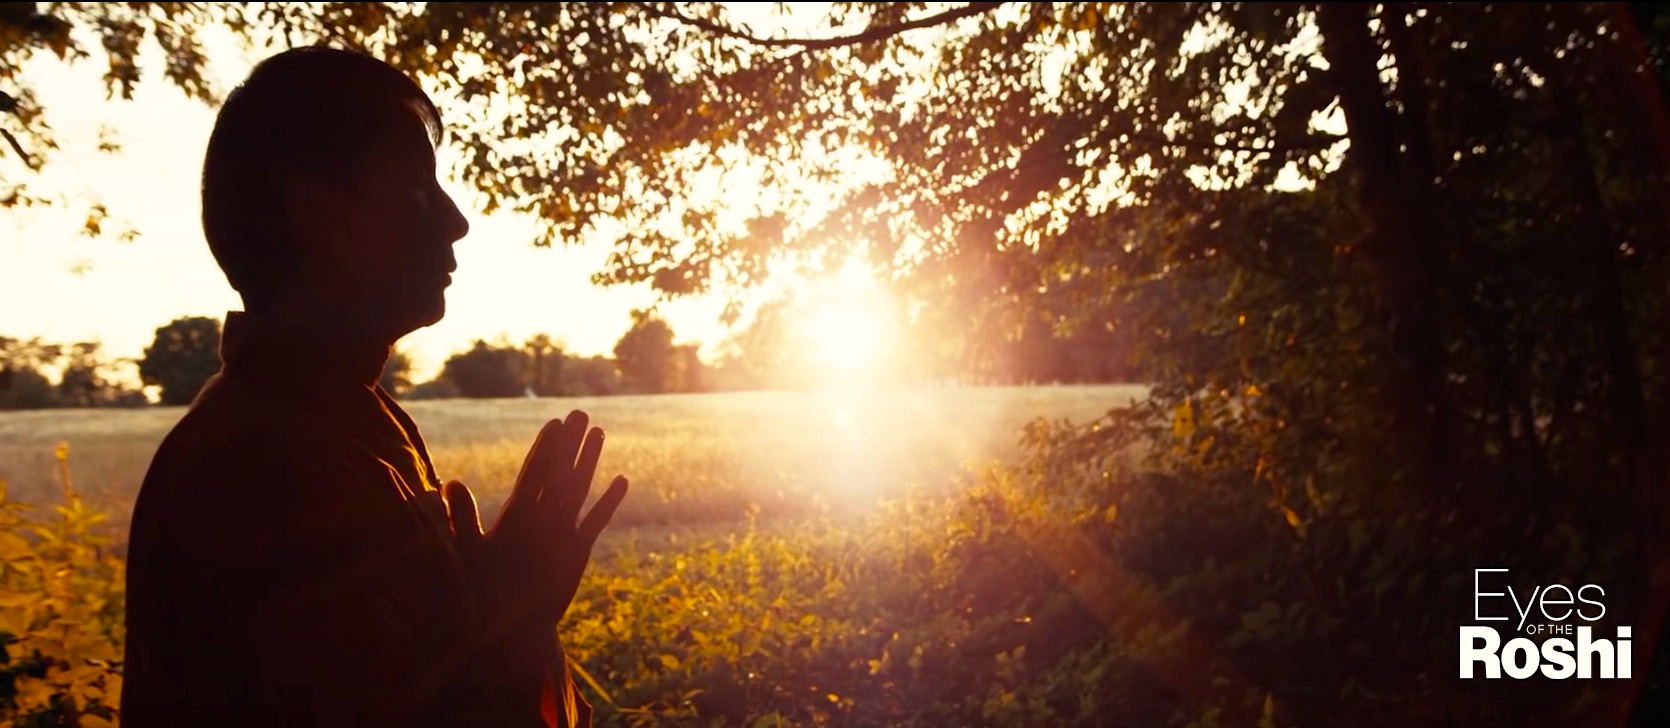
201,46,474,344
282,102,470,339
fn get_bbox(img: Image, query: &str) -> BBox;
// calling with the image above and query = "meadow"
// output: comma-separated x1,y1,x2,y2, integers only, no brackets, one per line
0,384,1144,536
0,384,1155,726
1,381,1608,726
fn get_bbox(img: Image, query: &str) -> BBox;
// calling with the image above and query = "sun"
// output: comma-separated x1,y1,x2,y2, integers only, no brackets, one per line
805,303,884,372
792,259,899,384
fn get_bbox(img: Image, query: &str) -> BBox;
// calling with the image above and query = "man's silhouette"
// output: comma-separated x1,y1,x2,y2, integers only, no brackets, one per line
120,46,628,727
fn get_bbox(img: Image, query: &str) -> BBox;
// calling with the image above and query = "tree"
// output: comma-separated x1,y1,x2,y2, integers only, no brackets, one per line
0,335,58,409
557,356,623,397
668,343,707,393
378,348,415,397
523,334,566,397
0,337,143,408
407,377,460,401
0,367,54,410
613,309,676,394
440,339,527,399
711,297,822,391
3,3,242,227
55,341,142,407
138,316,221,406
56,342,105,407
0,336,60,373
276,3,1668,723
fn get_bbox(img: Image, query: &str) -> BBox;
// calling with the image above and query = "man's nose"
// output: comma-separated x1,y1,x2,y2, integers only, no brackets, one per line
436,187,470,244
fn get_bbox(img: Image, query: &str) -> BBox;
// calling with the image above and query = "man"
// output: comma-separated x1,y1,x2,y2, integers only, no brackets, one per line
120,46,628,727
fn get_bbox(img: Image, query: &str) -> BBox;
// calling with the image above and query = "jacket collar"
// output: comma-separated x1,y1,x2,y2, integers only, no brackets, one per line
217,310,391,392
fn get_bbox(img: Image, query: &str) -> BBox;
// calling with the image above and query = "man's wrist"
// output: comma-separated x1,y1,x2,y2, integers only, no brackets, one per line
463,578,551,700
466,620,550,706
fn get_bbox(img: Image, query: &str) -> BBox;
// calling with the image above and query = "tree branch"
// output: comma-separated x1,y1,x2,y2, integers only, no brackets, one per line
0,127,34,169
635,2,1010,50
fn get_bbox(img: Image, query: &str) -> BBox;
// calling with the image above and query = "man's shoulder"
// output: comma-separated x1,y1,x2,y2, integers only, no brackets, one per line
148,374,327,476
133,375,340,535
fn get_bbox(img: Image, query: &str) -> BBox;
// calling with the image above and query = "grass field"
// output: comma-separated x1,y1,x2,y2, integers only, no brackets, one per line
0,384,1154,724
0,384,1147,540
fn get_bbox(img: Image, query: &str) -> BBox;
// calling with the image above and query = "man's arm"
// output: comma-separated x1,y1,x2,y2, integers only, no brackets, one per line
150,427,555,727
438,413,627,728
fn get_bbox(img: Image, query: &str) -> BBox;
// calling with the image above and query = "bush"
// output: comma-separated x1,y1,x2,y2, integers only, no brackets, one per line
0,457,125,726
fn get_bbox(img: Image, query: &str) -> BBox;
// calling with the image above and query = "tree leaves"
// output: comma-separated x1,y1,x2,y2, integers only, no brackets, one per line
137,316,221,407
4,3,242,209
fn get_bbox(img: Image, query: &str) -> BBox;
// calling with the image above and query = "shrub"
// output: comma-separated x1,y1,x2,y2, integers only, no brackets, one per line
0,447,125,727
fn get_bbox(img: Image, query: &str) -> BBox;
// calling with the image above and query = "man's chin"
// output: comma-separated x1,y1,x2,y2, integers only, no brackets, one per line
414,301,447,329
390,298,447,337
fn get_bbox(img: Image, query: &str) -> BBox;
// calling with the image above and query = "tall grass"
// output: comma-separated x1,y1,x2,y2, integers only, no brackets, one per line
2,382,1620,726
0,384,1147,726
0,385,1144,539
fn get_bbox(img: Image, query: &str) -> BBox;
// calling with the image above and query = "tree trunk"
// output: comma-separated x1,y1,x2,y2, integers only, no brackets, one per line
1315,3,1455,502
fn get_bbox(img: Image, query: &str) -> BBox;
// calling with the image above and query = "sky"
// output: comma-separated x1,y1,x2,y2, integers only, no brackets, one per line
2,25,739,384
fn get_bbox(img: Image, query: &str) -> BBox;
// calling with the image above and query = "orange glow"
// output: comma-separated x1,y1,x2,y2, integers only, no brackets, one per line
790,259,902,387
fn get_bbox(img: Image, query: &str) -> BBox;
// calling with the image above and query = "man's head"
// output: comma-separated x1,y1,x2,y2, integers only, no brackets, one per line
202,46,469,342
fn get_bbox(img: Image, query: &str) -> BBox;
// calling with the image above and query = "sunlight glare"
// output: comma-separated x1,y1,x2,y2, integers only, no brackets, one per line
794,258,901,386
807,305,883,372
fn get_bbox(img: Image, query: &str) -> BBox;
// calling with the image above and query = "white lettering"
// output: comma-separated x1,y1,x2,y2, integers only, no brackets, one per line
1460,626,1501,678
1577,584,1606,621
1475,569,1509,621
1510,584,1542,632
1502,639,1538,679
1619,626,1632,679
1540,638,1575,679
1577,625,1614,678
1460,625,1631,679
1540,584,1574,622
1462,573,1626,681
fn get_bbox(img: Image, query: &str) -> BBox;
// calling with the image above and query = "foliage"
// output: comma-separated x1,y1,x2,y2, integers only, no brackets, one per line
0,370,53,412
440,339,528,399
419,4,1667,718
55,344,144,410
405,377,461,401
9,2,1670,725
2,2,240,226
378,348,415,397
435,336,636,399
136,317,220,407
1,378,1666,726
0,338,144,411
613,310,678,395
0,339,60,378
0,447,124,728
524,334,566,397
558,356,625,398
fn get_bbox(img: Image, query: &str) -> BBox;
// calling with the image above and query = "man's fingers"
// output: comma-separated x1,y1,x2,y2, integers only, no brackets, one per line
525,413,585,511
503,418,565,530
578,476,629,547
535,411,589,514
443,480,484,554
557,410,589,469
560,427,606,525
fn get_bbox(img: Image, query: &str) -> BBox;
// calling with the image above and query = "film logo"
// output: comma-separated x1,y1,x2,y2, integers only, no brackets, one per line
1460,568,1631,679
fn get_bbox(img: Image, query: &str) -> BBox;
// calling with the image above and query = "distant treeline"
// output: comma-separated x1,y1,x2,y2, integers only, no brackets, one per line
0,304,1139,410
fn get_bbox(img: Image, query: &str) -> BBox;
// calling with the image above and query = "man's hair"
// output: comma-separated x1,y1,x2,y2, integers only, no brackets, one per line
201,45,442,307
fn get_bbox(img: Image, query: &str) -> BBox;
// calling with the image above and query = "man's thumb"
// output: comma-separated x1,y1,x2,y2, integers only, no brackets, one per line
444,480,485,552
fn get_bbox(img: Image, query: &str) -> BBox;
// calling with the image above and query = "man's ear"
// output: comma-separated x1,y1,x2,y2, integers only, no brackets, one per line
277,170,351,250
